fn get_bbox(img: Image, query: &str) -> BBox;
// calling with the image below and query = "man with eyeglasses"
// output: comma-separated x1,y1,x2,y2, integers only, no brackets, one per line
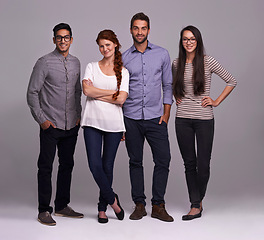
27,23,83,226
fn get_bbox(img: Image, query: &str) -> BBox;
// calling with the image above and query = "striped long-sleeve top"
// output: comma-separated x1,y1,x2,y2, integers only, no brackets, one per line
172,55,237,120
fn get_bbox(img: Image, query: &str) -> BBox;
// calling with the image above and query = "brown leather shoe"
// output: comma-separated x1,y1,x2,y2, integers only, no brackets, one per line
129,203,147,220
38,211,56,226
54,206,84,218
151,203,174,222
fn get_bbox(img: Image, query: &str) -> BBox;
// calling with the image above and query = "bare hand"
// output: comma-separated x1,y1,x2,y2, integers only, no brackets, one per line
82,79,94,96
121,133,125,141
159,114,169,124
201,96,218,107
76,119,80,125
40,120,55,130
176,98,182,105
82,78,93,86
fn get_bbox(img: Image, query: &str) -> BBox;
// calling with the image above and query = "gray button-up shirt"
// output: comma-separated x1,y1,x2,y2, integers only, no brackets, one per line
27,49,82,130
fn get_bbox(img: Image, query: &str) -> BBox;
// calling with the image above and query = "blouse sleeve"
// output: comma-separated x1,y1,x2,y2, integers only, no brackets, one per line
119,68,129,93
83,62,94,82
207,56,237,87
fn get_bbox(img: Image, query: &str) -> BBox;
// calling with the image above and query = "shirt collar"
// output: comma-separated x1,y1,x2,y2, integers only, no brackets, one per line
52,49,71,61
131,41,153,53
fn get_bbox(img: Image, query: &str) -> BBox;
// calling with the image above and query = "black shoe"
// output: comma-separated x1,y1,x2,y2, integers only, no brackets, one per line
98,214,108,224
182,211,202,221
114,194,124,220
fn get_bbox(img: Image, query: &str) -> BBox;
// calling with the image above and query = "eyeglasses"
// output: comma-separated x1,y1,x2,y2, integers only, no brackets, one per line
182,38,196,44
55,35,71,42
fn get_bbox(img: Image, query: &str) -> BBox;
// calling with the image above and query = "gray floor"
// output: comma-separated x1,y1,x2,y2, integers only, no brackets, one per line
1,195,262,240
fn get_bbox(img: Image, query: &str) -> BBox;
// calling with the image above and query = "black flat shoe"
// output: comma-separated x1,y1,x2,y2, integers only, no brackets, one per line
114,194,124,220
182,211,202,221
98,214,108,224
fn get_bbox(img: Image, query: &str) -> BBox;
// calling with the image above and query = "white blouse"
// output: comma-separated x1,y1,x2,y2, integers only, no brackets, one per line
81,62,129,132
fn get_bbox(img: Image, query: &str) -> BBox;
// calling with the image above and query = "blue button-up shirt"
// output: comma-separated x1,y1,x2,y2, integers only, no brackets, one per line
122,42,173,120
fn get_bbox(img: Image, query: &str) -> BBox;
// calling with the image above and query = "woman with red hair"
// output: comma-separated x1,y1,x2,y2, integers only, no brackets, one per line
81,30,129,223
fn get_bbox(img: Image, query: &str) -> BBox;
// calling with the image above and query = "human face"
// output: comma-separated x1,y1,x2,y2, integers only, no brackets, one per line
98,39,117,59
182,30,197,54
53,29,73,56
130,20,150,44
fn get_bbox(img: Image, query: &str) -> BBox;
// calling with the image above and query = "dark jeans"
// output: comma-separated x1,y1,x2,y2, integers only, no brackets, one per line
38,125,79,213
124,117,171,206
175,117,214,209
83,127,123,212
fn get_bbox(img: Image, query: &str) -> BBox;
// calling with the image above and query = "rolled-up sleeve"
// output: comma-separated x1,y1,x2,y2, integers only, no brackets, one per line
27,58,48,125
75,60,82,119
162,50,173,105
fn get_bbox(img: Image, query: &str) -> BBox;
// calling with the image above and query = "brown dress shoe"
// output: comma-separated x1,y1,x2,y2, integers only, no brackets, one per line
54,206,84,218
38,211,56,226
129,203,147,220
151,203,174,222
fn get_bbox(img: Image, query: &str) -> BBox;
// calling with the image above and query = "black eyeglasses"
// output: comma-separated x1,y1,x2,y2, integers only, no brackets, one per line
182,38,196,44
55,35,71,42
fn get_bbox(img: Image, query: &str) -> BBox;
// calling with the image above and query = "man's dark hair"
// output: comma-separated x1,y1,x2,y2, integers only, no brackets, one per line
130,12,150,29
53,23,72,37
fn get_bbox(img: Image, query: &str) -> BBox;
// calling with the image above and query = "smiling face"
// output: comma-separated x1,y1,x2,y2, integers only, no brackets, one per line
130,19,150,44
182,30,197,55
53,29,73,56
98,39,117,59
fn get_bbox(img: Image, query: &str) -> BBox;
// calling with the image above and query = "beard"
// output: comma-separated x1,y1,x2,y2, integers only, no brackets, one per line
132,34,148,44
56,44,70,54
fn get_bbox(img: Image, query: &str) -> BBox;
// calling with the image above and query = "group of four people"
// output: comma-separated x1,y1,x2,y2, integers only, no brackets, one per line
27,12,236,226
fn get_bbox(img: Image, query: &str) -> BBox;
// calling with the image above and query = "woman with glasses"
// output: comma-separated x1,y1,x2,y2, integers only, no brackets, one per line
81,30,129,223
172,25,237,220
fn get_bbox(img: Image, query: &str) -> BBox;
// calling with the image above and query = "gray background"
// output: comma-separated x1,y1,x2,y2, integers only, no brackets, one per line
0,0,263,239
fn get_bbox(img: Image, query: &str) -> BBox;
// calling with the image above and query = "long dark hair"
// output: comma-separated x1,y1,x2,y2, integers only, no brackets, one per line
96,29,123,100
173,25,205,99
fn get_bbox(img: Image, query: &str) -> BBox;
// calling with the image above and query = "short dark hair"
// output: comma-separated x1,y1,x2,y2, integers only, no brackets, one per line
53,23,72,37
130,12,150,29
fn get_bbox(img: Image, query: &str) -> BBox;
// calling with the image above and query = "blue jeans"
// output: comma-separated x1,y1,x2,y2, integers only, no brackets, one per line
124,117,171,205
175,117,214,209
83,127,123,212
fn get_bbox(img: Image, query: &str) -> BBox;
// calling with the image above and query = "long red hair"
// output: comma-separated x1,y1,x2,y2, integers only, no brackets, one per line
96,30,123,100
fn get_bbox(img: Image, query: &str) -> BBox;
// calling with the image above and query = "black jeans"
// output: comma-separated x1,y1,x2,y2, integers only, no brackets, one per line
124,117,171,205
83,127,123,212
175,117,214,209
37,125,79,213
